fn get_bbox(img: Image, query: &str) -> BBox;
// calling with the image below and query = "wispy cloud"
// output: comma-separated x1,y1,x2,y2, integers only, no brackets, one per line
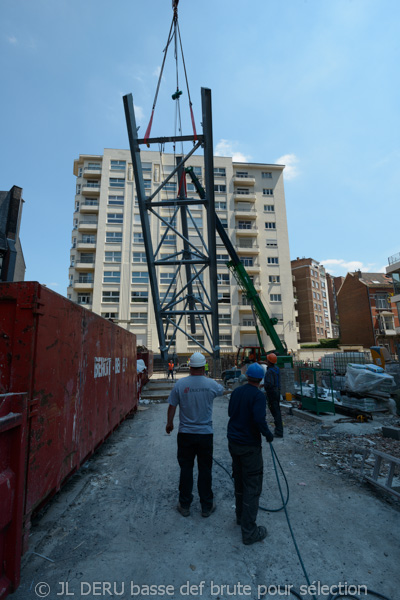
7,35,18,45
321,259,379,275
275,154,300,180
215,139,251,162
153,66,161,78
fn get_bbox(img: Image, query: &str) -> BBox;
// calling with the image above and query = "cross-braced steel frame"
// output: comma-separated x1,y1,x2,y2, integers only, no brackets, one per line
123,88,220,364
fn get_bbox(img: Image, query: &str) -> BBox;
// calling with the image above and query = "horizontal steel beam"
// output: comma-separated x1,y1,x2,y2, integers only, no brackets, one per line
148,198,207,208
138,134,204,145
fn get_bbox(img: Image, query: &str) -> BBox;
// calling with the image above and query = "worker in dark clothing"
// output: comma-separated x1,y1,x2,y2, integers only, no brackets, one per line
264,353,283,438
227,363,274,545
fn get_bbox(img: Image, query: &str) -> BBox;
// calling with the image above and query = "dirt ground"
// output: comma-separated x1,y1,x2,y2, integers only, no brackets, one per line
13,392,400,600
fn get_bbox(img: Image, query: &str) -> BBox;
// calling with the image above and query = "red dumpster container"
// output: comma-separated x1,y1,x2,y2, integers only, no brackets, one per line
0,282,137,596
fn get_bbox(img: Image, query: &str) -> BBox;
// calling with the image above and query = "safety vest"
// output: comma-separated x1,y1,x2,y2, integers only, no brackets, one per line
168,362,174,371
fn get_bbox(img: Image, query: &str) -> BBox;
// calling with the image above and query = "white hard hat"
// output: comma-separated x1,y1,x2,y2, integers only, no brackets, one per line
189,352,206,367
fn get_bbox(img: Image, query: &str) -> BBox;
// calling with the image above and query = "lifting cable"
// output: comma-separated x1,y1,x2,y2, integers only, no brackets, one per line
214,444,393,600
144,0,197,146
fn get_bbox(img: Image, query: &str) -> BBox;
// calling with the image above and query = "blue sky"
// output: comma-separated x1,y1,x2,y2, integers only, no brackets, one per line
1,0,399,293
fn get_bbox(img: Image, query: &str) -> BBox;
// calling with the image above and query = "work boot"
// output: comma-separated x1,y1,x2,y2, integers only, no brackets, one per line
201,503,216,518
243,526,267,545
177,503,190,517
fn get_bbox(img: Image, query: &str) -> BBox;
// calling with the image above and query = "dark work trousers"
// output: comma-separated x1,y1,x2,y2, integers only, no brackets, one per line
167,370,174,379
177,433,214,511
228,441,263,544
266,388,283,436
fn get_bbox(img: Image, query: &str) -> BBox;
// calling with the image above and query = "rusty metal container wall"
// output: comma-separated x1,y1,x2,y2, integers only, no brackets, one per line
0,282,137,535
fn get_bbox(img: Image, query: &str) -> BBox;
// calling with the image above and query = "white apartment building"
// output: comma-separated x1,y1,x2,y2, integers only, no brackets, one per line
68,149,298,355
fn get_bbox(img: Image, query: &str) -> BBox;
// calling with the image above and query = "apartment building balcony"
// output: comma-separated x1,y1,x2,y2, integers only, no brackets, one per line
73,280,94,291
244,263,261,275
83,167,102,179
236,243,259,254
235,226,259,237
80,200,99,213
77,241,96,251
234,205,257,217
78,220,98,232
233,176,255,186
240,324,257,332
238,304,253,313
74,260,95,271
233,191,256,202
82,183,101,195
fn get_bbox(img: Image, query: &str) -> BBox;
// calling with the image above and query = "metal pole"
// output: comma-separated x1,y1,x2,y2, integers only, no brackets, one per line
201,87,220,373
123,94,168,363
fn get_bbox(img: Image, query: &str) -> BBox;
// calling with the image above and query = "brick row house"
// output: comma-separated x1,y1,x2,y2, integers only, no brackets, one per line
337,271,400,354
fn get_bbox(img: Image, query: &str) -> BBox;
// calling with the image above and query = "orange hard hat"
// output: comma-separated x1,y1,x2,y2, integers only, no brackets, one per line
267,353,278,364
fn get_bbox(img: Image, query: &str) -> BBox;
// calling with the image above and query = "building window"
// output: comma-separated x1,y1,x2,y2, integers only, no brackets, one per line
160,272,175,285
102,312,118,319
106,232,122,243
142,162,152,173
163,182,176,192
131,291,149,303
86,180,100,189
266,240,278,248
77,273,93,284
110,160,126,171
322,291,327,298
133,232,144,244
77,294,91,304
214,167,226,177
270,294,282,302
319,316,323,323
236,171,248,178
267,257,279,265
214,184,227,193
133,252,147,263
262,172,272,179
130,312,147,324
269,275,280,283
236,187,249,195
188,334,205,346
218,292,231,304
217,254,229,264
78,167,83,177
219,218,228,229
219,314,231,324
315,315,319,322
217,273,230,285
375,294,390,309
105,251,121,263
190,166,202,177
108,195,124,205
88,162,101,171
323,301,328,308
143,179,151,190
82,234,95,244
316,292,320,300
163,234,176,246
313,291,316,299
265,222,276,230
109,178,125,188
264,204,275,212
241,257,254,267
103,271,120,283
76,184,81,195
83,198,98,207
102,291,120,303
215,201,227,210
107,213,123,224
219,334,232,345
263,189,274,196
132,272,149,284
238,220,252,230
317,327,320,334
242,319,255,327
